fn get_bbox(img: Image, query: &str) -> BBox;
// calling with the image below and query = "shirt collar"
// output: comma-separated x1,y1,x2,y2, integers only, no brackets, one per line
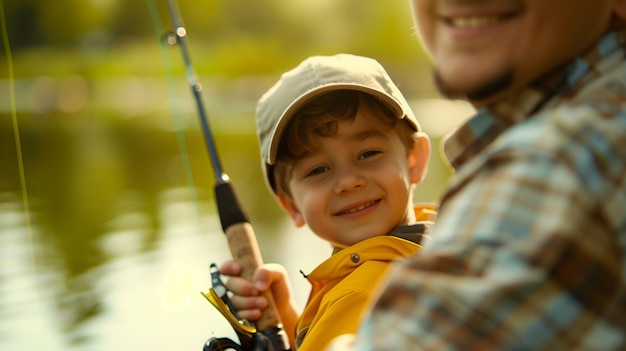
443,28,626,170
387,223,428,244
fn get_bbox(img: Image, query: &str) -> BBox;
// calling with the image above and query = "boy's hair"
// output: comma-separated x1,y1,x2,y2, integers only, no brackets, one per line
273,90,419,197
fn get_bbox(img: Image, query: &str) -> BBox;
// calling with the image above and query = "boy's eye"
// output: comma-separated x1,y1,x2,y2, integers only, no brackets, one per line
306,166,329,177
359,150,382,160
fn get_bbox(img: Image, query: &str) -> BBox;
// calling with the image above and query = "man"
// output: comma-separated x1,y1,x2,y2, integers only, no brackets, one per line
330,0,626,350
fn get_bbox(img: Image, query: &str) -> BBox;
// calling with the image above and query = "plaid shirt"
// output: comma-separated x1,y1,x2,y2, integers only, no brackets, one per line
349,29,626,350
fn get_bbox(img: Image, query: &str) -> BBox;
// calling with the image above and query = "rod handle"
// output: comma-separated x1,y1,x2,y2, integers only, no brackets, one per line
225,222,283,331
215,181,291,350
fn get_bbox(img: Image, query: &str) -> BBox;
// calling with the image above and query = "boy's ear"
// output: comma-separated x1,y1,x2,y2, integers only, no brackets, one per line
408,132,431,185
614,0,626,23
277,193,306,227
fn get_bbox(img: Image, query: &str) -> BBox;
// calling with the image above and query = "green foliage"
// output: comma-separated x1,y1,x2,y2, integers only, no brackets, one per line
1,0,434,93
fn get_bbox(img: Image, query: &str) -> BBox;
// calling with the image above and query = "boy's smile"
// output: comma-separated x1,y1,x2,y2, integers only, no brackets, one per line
333,199,380,218
278,104,428,248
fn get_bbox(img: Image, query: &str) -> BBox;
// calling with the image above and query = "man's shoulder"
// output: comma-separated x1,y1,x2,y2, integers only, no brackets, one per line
504,45,626,145
501,59,626,150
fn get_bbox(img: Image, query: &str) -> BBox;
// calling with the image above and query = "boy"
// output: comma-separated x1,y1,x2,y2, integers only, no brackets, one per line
219,54,436,351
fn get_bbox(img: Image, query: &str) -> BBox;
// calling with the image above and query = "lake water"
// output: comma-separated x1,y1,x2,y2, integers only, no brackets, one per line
0,187,332,351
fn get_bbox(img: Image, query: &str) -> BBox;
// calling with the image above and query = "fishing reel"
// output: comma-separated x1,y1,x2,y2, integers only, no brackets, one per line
202,263,289,351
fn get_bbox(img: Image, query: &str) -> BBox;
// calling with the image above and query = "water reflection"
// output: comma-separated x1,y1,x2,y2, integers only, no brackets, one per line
0,191,329,351
0,189,238,350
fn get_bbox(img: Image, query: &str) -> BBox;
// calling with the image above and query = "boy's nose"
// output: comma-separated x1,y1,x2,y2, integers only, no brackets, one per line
333,169,366,194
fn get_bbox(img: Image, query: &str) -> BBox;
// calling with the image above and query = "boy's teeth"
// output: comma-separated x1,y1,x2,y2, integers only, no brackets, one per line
343,201,375,214
451,16,500,28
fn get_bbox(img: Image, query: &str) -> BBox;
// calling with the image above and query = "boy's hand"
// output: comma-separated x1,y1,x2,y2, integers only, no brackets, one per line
218,260,266,321
218,260,297,323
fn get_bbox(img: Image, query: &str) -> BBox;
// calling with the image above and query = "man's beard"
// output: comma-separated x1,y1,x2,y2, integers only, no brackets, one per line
434,68,514,102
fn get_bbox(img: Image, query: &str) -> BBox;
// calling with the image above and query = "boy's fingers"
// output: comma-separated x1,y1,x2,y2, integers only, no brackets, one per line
224,276,259,296
230,295,267,310
219,260,242,276
228,295,268,322
253,263,287,290
233,308,263,322
253,268,273,291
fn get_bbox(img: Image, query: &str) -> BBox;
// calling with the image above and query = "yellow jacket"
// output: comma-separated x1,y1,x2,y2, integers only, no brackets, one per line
295,204,437,351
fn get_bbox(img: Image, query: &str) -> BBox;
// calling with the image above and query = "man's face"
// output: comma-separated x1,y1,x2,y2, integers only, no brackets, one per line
410,0,615,106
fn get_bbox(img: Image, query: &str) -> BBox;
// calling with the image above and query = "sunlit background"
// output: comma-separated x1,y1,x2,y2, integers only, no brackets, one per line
0,0,474,350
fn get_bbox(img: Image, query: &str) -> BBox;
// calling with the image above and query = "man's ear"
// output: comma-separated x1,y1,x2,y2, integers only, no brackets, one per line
277,193,306,227
408,132,431,185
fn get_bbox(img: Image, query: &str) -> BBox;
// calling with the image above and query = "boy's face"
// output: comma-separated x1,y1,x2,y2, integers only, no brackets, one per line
277,105,429,248
411,0,616,106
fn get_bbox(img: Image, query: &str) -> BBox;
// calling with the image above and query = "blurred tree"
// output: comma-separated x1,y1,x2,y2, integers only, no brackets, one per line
3,0,109,49
3,0,45,49
1,0,435,96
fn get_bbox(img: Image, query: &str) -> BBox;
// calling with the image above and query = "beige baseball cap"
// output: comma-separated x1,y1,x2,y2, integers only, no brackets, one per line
256,53,421,193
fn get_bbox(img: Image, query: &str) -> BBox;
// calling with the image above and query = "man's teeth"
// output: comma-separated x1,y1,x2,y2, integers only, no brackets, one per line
343,201,376,214
451,16,501,28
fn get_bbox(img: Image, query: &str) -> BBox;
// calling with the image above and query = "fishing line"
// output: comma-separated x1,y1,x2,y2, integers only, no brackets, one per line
145,1,227,344
145,0,201,214
0,0,36,271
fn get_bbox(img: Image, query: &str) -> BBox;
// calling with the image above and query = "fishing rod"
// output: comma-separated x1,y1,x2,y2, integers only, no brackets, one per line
161,0,290,350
